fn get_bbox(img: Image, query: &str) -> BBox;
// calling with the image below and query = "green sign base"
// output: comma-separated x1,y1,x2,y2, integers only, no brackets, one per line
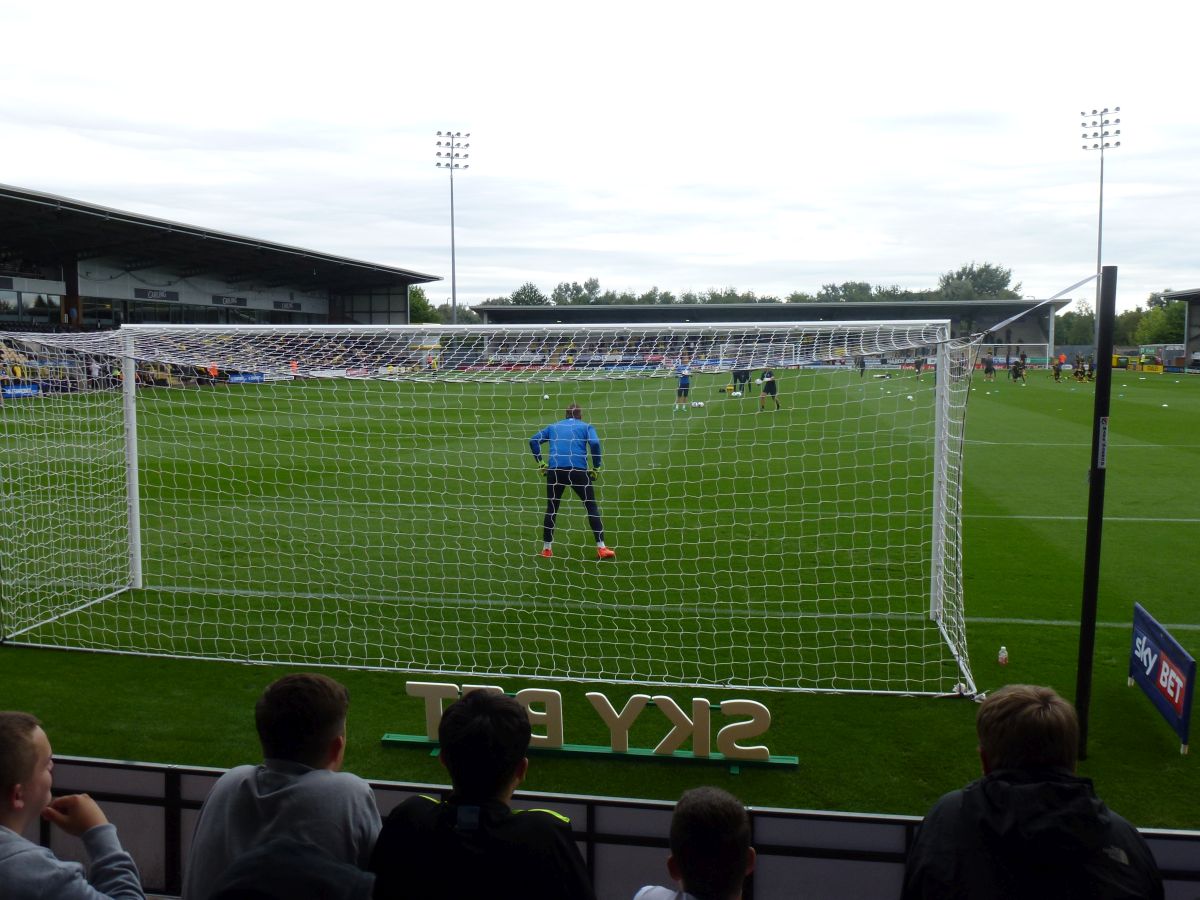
381,733,798,773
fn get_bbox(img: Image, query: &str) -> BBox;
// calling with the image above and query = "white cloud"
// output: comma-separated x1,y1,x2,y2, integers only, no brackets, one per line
2,0,1196,312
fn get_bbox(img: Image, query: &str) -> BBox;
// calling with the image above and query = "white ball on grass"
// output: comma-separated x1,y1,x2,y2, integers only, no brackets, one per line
543,394,550,400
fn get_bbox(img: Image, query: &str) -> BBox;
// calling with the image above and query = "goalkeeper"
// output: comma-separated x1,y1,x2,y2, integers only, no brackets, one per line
529,403,615,560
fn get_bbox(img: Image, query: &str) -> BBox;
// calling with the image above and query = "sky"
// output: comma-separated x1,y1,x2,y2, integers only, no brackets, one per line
2,0,1196,315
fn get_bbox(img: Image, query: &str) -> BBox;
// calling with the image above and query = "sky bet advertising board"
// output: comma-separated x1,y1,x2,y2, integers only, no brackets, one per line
1129,603,1195,751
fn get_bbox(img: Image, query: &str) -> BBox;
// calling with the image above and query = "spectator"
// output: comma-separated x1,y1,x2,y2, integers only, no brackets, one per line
371,689,595,900
183,674,380,900
635,786,755,900
0,710,144,899
207,837,374,900
902,684,1163,899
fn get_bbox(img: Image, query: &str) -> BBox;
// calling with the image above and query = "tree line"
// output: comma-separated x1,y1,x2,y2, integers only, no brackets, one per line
481,262,1023,308
1056,293,1186,346
407,260,1186,344
409,262,1021,325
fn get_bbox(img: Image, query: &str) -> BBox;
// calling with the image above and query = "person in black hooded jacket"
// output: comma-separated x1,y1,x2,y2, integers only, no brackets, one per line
902,684,1163,900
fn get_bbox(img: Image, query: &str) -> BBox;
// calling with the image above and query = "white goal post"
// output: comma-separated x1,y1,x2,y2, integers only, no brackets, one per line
0,321,979,695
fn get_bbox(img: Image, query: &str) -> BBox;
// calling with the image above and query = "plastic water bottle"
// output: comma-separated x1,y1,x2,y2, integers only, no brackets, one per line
998,646,1009,666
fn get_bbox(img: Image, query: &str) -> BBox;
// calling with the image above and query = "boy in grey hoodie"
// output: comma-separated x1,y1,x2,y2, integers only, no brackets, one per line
0,710,143,899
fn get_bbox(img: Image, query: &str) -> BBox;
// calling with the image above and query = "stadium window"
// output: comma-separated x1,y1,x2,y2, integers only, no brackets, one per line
81,298,115,328
0,290,18,324
33,294,62,325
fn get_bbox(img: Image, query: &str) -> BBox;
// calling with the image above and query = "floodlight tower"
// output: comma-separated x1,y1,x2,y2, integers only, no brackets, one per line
1080,107,1121,309
435,130,470,324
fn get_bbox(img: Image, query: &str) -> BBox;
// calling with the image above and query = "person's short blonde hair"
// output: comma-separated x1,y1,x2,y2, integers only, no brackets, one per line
976,684,1078,771
0,711,41,795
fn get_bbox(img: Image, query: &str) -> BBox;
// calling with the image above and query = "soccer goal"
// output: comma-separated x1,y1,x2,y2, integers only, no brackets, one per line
0,322,979,695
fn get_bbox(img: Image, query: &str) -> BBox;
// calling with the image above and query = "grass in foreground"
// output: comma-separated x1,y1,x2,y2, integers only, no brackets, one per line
1,367,1197,828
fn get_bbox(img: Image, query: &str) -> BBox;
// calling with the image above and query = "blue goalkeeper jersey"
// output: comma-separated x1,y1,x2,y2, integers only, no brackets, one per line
530,418,601,469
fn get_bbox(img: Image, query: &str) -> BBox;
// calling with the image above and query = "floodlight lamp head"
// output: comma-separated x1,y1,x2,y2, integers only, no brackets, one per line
1114,106,1120,112
437,131,443,136
1092,108,1098,114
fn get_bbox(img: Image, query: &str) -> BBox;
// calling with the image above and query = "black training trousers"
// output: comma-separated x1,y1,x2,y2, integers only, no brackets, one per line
543,468,604,544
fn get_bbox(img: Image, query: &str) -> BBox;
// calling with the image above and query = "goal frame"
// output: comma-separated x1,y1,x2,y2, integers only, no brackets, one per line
1,320,977,696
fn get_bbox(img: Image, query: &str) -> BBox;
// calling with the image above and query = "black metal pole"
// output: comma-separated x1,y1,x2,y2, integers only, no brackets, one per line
1074,264,1117,761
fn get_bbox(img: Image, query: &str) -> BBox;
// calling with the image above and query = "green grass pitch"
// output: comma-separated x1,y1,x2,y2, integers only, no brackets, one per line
5,367,962,692
1,365,1197,828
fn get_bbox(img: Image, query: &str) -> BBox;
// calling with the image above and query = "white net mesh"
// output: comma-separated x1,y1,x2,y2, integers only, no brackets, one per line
0,322,978,694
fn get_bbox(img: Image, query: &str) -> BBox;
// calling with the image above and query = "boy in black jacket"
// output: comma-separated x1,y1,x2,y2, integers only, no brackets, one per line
903,684,1162,900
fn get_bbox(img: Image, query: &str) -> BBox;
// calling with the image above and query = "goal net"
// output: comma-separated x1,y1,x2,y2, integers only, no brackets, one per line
0,322,978,695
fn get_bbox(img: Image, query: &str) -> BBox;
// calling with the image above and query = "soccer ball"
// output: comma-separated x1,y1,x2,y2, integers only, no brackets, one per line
731,391,742,398
543,394,550,400
690,401,705,409
755,378,762,384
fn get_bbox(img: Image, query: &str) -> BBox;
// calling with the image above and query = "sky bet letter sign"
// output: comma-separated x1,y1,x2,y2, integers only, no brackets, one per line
1129,603,1196,753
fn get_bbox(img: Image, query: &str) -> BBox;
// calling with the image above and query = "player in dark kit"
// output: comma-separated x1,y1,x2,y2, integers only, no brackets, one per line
529,403,614,560
732,366,751,394
758,368,780,411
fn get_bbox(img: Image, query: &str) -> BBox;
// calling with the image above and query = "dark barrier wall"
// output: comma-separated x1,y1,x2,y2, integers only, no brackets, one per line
29,756,1200,900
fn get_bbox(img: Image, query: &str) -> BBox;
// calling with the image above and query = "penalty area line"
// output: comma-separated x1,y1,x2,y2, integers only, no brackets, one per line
964,514,1200,524
966,616,1200,633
